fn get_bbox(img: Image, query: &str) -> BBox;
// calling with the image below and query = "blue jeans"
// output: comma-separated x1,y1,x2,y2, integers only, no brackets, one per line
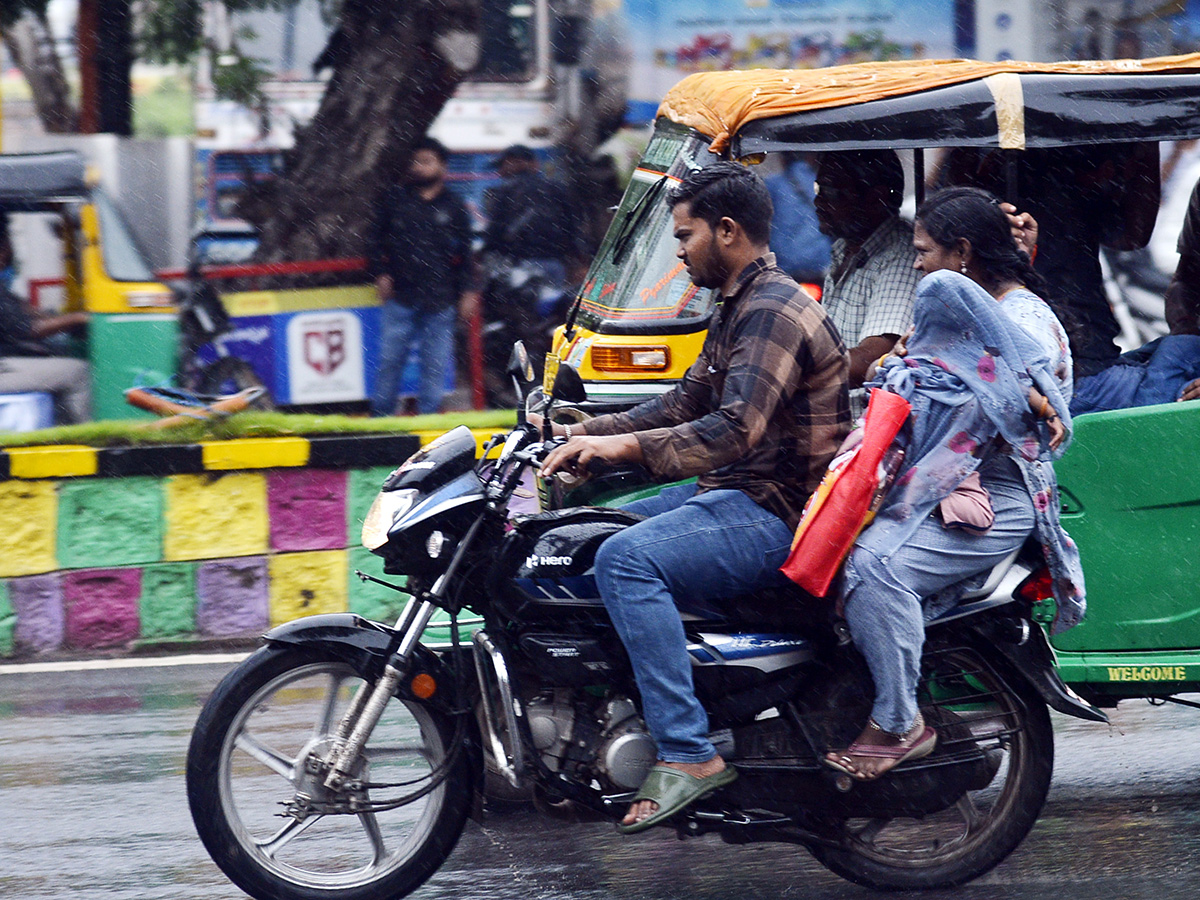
1071,334,1200,415
595,483,795,763
371,302,456,416
842,456,1035,734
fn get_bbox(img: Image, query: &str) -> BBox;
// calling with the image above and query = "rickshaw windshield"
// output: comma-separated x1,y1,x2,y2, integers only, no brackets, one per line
574,123,721,334
94,189,156,283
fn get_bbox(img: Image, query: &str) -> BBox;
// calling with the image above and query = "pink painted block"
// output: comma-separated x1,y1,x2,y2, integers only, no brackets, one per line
267,469,348,552
197,558,269,636
10,573,64,653
63,568,141,650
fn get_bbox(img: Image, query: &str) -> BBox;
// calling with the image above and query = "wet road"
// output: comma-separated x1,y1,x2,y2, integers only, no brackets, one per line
2,656,1199,900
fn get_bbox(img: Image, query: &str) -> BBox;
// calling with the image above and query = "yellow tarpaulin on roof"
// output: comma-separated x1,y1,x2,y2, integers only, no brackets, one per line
658,53,1200,154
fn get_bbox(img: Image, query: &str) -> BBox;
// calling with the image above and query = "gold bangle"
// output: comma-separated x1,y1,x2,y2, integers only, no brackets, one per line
1039,396,1050,418
874,354,889,372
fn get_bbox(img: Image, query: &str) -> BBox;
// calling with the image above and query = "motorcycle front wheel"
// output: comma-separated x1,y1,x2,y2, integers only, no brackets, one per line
186,645,475,900
809,645,1054,890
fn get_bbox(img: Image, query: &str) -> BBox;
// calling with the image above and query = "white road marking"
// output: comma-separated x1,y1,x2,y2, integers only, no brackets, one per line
0,652,249,676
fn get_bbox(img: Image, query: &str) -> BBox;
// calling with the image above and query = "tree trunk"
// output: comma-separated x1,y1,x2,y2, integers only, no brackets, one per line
77,0,133,136
1,10,79,133
245,0,479,265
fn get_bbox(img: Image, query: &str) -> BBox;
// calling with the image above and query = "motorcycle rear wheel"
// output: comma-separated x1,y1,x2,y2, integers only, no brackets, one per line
809,646,1054,890
186,645,474,900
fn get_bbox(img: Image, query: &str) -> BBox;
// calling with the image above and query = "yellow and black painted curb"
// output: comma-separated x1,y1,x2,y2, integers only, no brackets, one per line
0,434,424,481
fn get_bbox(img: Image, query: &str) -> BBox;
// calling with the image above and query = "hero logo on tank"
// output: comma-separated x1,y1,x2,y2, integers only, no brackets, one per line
286,311,365,403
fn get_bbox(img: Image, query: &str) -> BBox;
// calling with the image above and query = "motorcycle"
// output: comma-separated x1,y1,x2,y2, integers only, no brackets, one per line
481,253,572,407
186,350,1105,897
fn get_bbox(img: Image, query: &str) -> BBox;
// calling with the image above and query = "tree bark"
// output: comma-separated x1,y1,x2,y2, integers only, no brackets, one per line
245,0,479,266
1,10,79,134
78,0,133,136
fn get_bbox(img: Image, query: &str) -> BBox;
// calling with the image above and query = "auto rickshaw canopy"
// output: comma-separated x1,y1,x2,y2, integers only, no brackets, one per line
657,53,1200,156
0,151,88,212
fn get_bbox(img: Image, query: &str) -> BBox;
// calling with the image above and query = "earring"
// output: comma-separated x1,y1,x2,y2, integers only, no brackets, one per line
960,261,968,274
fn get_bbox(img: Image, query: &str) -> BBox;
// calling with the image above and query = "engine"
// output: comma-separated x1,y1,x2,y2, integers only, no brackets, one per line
525,691,657,792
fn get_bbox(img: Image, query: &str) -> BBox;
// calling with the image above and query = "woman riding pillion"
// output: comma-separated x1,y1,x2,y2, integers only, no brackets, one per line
825,187,1085,780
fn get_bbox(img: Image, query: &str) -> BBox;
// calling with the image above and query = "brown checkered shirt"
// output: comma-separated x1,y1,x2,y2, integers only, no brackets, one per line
585,254,851,530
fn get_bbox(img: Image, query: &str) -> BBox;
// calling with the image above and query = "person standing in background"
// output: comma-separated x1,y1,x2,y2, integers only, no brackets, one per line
368,137,478,416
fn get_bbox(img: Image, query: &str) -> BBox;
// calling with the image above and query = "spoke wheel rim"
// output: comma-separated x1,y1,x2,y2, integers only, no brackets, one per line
836,649,1035,870
216,661,447,890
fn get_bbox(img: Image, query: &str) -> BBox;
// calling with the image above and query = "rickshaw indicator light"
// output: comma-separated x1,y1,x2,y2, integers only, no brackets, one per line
125,289,174,308
592,345,670,371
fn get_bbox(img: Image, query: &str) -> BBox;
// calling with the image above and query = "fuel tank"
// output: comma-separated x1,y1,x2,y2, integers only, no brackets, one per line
491,507,642,623
490,507,818,708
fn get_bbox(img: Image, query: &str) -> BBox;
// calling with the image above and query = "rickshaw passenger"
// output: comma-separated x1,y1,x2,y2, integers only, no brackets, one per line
938,144,1161,408
1166,174,1200,404
766,152,831,285
825,188,1082,781
1067,171,1200,413
0,222,90,423
815,150,922,419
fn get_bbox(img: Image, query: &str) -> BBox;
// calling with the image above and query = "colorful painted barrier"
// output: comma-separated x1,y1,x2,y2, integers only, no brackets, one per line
0,434,426,659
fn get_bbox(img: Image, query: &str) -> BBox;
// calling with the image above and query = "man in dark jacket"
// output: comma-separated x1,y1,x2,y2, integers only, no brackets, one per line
368,137,477,415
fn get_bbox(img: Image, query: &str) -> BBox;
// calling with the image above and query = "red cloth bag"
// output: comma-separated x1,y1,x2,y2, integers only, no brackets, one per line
780,387,911,596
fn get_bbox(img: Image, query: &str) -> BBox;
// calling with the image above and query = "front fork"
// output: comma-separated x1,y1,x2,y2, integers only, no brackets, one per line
323,597,439,790
323,513,486,791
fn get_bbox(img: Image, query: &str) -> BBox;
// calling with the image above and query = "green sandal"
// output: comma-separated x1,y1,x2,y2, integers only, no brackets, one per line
617,764,738,834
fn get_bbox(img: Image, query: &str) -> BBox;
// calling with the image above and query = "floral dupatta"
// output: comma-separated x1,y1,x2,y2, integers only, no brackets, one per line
854,270,1085,633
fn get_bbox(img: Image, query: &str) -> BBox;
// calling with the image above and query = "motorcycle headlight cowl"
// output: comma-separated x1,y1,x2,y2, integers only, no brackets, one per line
361,489,419,551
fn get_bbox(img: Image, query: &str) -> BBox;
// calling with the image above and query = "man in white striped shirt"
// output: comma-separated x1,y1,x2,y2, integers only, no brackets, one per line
816,151,922,418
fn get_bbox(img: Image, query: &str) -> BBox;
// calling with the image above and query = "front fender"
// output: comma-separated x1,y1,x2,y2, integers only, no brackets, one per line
264,613,466,712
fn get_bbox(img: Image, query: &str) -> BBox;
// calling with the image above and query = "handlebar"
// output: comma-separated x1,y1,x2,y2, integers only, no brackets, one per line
480,425,566,504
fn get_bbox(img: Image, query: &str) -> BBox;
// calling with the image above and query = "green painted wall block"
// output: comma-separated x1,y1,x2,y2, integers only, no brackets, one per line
347,546,409,623
346,467,395,544
57,477,163,569
139,562,197,639
0,581,13,658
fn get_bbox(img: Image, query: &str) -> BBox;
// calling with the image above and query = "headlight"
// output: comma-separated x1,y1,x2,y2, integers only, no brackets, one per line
425,530,446,559
361,489,418,550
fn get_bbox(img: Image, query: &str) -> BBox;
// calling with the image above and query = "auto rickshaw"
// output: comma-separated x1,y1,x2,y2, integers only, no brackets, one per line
0,151,177,423
543,53,1200,704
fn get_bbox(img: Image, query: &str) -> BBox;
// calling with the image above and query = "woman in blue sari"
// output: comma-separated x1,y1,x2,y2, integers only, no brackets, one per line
825,187,1084,781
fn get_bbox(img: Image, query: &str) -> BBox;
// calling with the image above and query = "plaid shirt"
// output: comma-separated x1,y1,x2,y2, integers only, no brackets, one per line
822,216,922,417
585,254,850,530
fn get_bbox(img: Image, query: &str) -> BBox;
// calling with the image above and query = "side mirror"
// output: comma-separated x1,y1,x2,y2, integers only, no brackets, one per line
506,341,536,385
507,341,536,419
551,364,587,404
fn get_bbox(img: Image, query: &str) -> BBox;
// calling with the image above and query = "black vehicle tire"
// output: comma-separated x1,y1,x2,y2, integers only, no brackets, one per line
186,645,474,900
197,356,276,409
809,645,1055,890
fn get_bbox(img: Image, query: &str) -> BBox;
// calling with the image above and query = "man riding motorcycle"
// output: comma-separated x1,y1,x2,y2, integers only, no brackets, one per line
537,161,851,832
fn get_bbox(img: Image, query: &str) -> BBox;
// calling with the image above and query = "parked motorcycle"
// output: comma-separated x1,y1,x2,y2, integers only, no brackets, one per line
186,352,1105,896
481,254,571,406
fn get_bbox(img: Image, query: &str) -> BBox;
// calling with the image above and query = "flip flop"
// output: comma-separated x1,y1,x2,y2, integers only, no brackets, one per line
825,725,937,781
617,764,739,834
